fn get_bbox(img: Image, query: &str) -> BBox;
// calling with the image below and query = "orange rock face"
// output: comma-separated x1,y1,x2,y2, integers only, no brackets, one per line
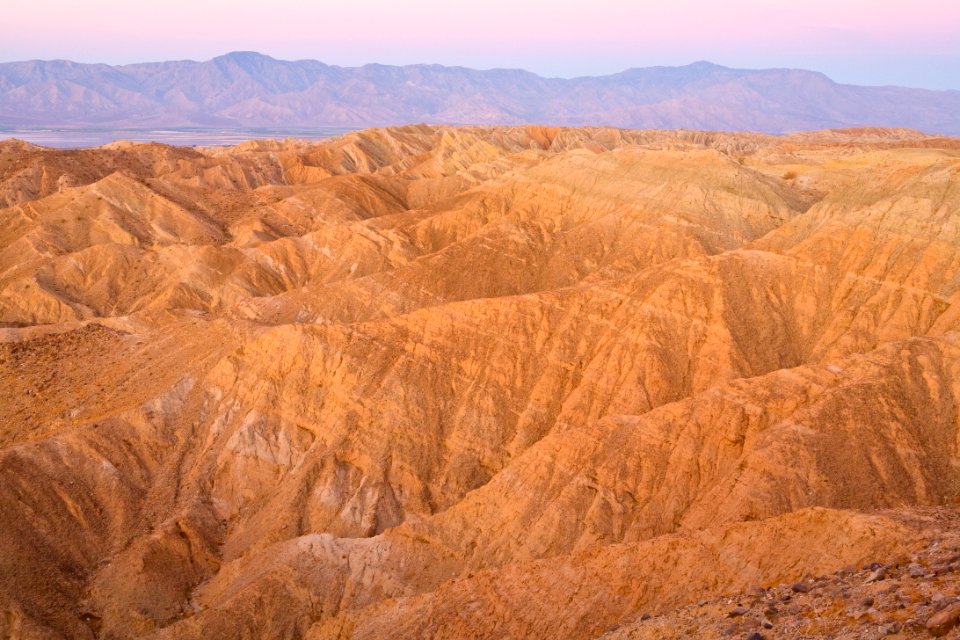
1,125,960,639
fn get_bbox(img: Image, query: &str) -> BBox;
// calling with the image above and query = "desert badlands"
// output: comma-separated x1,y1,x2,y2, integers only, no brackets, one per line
1,125,960,638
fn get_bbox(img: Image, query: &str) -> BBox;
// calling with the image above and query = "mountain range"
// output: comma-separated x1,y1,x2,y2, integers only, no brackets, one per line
2,51,960,134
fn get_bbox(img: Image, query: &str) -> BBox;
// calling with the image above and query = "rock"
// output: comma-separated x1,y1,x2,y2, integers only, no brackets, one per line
791,583,810,593
864,567,886,584
746,634,766,640
926,602,960,636
729,606,750,617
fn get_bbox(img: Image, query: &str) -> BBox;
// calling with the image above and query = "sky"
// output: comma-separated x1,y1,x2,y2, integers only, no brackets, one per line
2,0,959,90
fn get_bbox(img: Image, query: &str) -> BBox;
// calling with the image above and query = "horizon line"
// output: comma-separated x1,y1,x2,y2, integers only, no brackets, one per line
0,51,922,90
3,51,958,93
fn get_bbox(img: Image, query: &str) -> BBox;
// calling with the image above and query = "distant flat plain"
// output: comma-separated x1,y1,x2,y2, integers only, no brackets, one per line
0,127,354,148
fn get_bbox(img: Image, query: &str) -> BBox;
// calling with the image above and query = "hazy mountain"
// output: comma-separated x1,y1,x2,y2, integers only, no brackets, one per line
2,51,959,134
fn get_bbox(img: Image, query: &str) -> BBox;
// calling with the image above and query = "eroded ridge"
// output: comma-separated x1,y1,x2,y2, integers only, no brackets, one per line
1,125,960,639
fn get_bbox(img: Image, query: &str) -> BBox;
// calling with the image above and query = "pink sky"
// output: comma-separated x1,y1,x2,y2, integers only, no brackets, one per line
3,0,959,88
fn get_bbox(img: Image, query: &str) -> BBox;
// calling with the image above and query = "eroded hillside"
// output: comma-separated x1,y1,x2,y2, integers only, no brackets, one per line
1,125,960,639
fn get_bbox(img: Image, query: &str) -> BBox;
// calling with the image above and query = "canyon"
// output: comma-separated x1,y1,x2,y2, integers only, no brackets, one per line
1,125,960,638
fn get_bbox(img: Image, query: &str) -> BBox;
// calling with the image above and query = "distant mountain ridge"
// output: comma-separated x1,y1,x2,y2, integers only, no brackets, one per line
2,51,959,134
